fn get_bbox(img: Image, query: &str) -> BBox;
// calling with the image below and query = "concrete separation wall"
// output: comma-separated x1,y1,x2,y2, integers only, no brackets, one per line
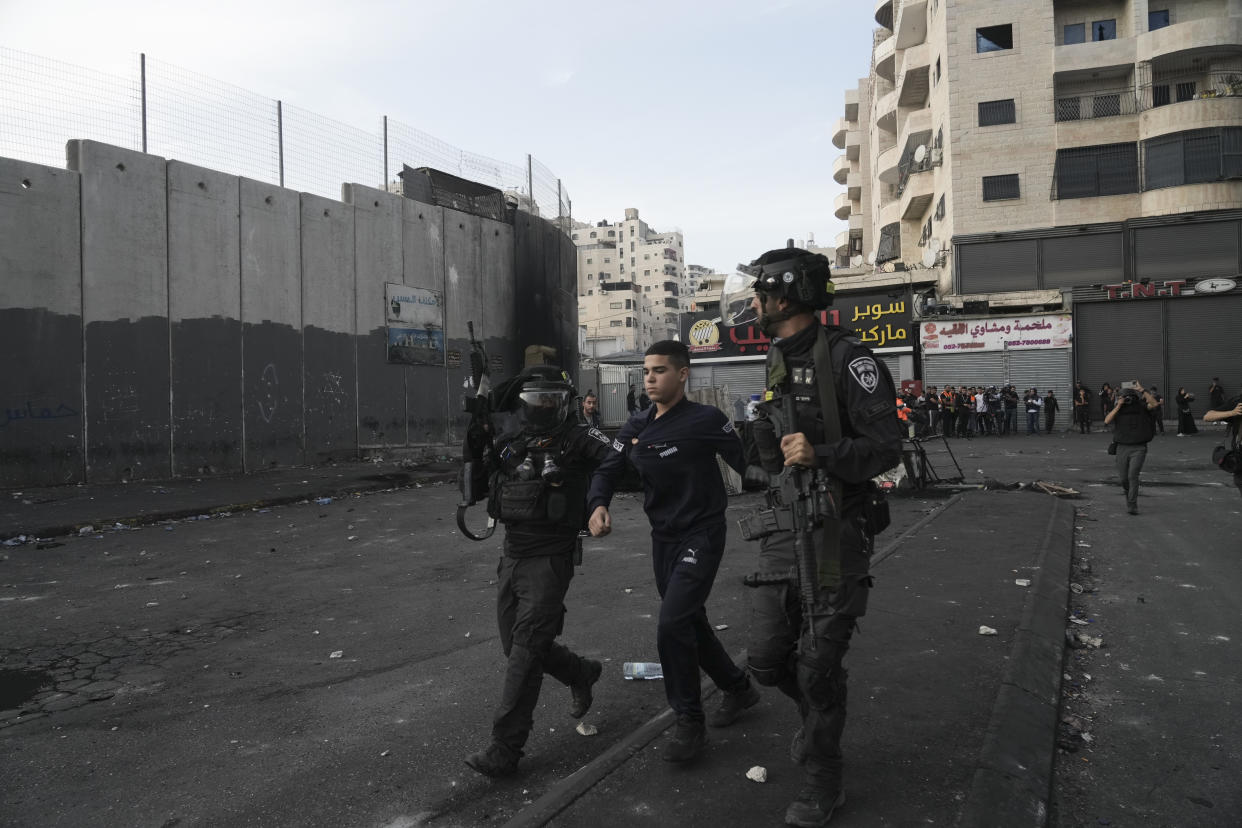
0,140,578,487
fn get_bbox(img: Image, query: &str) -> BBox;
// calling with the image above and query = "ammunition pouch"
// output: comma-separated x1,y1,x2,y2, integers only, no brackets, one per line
862,484,891,535
488,476,547,522
738,507,795,541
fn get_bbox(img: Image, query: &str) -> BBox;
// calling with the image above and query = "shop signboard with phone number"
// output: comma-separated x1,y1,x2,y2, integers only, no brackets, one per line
920,313,1072,353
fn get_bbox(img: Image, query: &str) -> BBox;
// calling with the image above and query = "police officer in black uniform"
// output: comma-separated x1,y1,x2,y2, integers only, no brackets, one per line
463,366,614,777
723,246,903,826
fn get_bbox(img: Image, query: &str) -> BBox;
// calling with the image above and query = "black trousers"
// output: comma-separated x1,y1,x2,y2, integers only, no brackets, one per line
651,523,746,722
491,552,592,757
748,514,871,789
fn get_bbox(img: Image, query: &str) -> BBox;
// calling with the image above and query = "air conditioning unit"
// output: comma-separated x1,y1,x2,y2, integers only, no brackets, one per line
930,147,943,165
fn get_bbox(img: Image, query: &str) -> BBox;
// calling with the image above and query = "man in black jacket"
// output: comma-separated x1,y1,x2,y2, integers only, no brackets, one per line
588,340,750,764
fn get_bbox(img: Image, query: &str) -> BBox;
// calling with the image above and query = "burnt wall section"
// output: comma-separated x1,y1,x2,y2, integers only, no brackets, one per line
70,141,171,483
301,194,357,464
0,159,83,486
168,161,243,477
240,179,304,471
0,141,576,487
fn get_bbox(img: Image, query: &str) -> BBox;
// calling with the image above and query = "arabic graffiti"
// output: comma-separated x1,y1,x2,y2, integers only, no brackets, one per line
256,363,279,424
1,401,80,428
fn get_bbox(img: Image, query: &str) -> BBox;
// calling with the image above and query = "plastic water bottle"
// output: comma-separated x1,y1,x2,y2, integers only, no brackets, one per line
622,662,663,680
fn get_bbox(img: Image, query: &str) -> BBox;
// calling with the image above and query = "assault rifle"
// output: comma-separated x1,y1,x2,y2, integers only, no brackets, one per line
457,321,496,541
737,363,839,650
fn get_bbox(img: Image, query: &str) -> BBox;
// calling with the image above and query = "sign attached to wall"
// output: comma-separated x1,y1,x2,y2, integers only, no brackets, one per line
920,313,1072,353
385,283,445,366
681,288,914,358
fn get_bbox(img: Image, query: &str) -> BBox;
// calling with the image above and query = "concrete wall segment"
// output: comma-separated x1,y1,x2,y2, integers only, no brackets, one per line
69,140,171,482
345,183,405,447
0,157,84,485
167,161,243,476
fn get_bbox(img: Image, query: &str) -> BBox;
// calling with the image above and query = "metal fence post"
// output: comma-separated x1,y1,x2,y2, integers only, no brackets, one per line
140,53,148,153
277,100,284,188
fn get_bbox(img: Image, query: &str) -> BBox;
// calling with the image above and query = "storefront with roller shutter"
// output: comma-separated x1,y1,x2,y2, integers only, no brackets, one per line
919,314,1074,400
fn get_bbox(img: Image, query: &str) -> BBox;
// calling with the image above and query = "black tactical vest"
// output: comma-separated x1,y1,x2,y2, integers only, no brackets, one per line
1113,399,1155,445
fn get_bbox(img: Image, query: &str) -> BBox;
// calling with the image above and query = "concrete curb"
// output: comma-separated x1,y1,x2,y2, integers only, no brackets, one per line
958,495,1075,828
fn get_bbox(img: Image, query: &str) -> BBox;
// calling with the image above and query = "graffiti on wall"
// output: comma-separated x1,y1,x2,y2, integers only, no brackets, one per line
1,401,79,428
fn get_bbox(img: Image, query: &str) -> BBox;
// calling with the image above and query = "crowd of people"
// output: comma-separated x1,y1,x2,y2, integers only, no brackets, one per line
895,384,1060,438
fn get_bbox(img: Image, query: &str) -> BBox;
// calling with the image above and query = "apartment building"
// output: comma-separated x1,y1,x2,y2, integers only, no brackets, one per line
833,0,1242,402
572,208,687,358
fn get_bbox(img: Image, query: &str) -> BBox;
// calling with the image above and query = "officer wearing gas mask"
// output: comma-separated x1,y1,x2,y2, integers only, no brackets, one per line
721,246,902,827
464,366,614,778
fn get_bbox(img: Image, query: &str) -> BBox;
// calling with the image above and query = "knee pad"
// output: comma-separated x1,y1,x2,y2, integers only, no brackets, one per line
748,650,795,688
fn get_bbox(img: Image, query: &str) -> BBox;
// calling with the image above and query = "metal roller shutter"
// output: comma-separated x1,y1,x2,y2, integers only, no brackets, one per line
1041,233,1123,288
1134,221,1239,281
958,239,1039,293
923,352,1008,390
1074,302,1165,394
705,362,767,420
1007,349,1073,399
878,355,903,386
1164,294,1242,417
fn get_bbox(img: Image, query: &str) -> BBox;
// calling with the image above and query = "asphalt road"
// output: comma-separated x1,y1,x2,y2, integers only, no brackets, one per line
2,426,1239,827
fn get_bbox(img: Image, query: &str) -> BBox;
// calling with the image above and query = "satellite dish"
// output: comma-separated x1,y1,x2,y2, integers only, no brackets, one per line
921,247,937,268
865,251,876,266
929,237,941,252
913,144,927,164
850,254,863,267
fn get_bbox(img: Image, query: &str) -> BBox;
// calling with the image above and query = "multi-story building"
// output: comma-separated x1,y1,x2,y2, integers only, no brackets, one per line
572,208,687,357
834,0,1242,403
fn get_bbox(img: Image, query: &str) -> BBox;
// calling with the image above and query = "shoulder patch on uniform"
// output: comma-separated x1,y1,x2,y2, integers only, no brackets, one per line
847,356,881,393
611,439,624,452
722,421,735,434
586,427,610,444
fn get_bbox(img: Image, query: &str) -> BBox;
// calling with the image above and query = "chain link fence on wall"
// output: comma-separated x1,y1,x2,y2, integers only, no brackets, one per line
0,46,571,227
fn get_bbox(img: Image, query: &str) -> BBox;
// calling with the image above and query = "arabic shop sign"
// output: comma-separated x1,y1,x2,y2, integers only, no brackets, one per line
682,289,913,357
920,313,1072,353
385,283,445,366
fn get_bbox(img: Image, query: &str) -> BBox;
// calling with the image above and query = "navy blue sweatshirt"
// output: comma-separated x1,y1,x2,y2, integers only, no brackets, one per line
587,397,745,540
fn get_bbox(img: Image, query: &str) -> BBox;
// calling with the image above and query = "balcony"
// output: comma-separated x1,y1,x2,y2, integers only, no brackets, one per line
898,42,932,107
834,192,853,220
832,117,849,149
874,0,893,30
1138,92,1242,143
1138,15,1242,65
846,128,862,161
835,229,851,256
844,87,860,122
1054,86,1138,122
900,165,935,220
1055,34,1137,76
849,212,865,234
877,143,901,186
833,154,852,184
897,107,933,157
875,35,897,83
876,87,899,133
895,0,928,49
847,171,862,201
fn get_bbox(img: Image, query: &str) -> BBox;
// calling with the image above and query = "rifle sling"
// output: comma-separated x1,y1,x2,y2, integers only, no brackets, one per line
813,326,845,590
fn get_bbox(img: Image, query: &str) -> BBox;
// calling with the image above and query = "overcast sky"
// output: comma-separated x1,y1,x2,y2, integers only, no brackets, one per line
1,0,877,273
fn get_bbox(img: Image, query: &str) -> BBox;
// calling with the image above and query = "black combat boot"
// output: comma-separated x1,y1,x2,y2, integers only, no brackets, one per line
662,714,706,763
464,741,519,778
569,658,602,719
707,673,761,727
784,785,845,827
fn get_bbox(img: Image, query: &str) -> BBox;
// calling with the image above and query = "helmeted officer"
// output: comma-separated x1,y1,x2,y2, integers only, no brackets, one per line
463,366,613,777
722,246,903,826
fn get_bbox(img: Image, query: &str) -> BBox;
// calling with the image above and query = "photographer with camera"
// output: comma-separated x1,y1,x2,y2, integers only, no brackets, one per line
1104,380,1160,515
1203,392,1242,499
